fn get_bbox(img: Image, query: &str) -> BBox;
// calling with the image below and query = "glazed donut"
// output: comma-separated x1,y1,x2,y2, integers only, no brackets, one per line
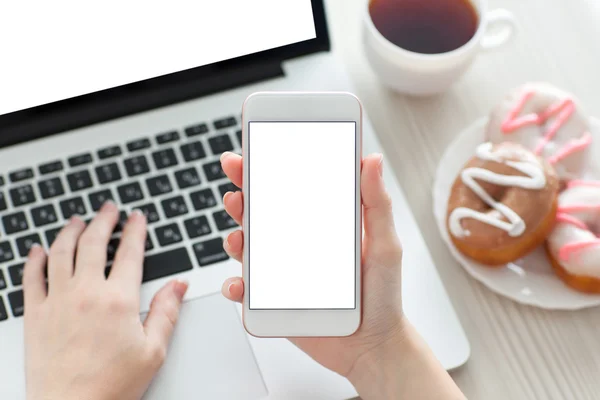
485,83,592,180
447,142,559,266
546,181,600,293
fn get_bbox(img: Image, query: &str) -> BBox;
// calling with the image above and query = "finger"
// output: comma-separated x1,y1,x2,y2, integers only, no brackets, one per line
74,201,119,279
220,152,242,188
223,230,243,263
223,191,243,225
144,280,188,359
361,154,403,262
221,277,244,303
48,217,87,291
23,244,47,307
109,210,147,287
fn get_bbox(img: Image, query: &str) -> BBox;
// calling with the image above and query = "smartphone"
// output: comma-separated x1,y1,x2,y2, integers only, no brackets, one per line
241,92,362,337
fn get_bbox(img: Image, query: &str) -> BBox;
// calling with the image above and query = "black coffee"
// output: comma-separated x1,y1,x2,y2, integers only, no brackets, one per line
369,0,479,54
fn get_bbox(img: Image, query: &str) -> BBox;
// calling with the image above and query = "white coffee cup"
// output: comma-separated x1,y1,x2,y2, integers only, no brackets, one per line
362,0,516,96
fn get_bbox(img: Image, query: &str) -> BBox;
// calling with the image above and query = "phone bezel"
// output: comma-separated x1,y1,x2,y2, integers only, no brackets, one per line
241,92,362,337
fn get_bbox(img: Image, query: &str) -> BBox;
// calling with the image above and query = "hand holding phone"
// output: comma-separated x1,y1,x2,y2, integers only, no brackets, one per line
219,150,405,378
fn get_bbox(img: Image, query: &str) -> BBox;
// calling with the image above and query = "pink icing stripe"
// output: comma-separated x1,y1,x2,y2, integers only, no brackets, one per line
559,239,600,262
548,132,593,164
558,205,600,213
500,91,591,158
556,213,589,230
568,179,600,189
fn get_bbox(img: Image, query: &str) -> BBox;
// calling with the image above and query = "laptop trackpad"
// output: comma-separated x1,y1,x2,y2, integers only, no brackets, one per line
143,294,267,400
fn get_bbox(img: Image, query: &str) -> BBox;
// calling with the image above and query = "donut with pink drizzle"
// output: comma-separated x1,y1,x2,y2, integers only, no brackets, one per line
546,180,600,293
486,83,592,180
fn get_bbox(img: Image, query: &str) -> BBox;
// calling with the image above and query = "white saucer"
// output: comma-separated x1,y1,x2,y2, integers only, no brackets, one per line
433,117,600,310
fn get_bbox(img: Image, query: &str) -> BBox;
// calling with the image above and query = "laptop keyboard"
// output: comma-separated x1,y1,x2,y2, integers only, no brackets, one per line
0,116,244,321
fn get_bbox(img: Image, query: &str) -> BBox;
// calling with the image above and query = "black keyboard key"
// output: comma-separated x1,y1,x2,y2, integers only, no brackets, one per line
190,188,217,211
161,195,188,218
67,170,93,192
8,290,24,317
133,203,160,224
38,177,65,199
145,234,154,251
213,210,238,231
209,134,234,155
68,153,93,167
0,192,6,211
16,233,42,257
0,176,4,186
88,189,114,211
106,238,120,261
95,163,122,184
194,238,229,267
3,212,28,235
155,223,183,246
0,270,6,290
60,197,87,219
180,141,206,162
114,211,128,233
9,168,34,183
0,242,14,263
146,175,173,197
184,216,212,239
8,263,24,286
127,137,151,152
203,161,226,181
152,148,178,170
118,182,144,204
218,182,238,198
10,185,36,207
31,204,59,227
98,145,122,160
174,167,201,189
185,123,209,137
236,130,242,146
156,131,180,144
0,297,7,321
39,160,64,175
142,247,192,283
45,226,63,247
124,155,150,177
214,116,237,130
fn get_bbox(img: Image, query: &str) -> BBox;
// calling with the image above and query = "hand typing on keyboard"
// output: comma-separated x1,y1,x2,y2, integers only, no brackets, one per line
218,152,466,400
23,203,188,400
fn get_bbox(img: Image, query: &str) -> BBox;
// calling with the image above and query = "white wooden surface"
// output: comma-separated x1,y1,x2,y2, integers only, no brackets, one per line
325,0,600,398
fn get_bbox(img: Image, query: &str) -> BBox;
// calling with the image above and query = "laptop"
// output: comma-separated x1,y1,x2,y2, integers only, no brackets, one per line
0,1,470,398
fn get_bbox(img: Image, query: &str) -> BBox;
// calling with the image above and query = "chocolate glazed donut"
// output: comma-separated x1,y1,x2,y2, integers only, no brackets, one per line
447,142,559,266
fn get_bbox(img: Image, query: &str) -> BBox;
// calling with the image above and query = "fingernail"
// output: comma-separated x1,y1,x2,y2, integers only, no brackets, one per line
28,243,42,255
377,154,384,177
223,236,230,249
132,209,146,220
220,151,233,162
223,191,233,203
102,200,116,210
173,280,189,301
70,215,82,224
227,282,236,295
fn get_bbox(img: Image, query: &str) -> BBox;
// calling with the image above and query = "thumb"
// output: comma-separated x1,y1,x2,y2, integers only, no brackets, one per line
144,280,188,355
361,154,403,261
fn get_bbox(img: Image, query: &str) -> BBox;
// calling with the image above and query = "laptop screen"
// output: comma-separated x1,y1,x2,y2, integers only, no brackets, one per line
0,1,316,117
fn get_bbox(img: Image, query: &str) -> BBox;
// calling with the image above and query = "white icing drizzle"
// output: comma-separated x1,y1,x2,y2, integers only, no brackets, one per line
449,143,547,238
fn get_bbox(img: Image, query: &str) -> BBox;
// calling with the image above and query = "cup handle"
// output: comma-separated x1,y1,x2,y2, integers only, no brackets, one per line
481,9,517,50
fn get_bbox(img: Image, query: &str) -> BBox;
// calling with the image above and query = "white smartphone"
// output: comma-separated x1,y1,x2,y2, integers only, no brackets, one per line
241,92,362,337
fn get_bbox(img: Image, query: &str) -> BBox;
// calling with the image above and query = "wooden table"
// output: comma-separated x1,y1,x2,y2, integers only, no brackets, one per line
325,0,600,398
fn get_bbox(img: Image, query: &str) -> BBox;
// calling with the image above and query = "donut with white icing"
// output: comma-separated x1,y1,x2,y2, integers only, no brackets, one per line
485,83,592,180
546,181,600,293
447,142,559,266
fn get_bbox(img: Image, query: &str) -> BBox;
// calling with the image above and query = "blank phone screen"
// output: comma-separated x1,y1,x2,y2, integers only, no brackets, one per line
248,122,357,310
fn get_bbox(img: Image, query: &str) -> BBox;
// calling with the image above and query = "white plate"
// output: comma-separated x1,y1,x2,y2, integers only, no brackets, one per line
433,117,600,310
